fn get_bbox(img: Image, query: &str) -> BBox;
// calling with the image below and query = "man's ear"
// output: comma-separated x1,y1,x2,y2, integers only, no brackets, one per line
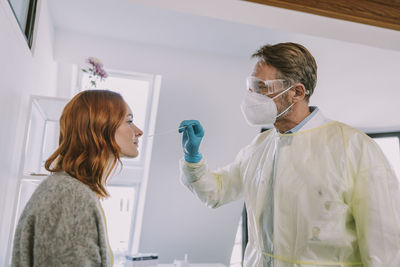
292,83,307,102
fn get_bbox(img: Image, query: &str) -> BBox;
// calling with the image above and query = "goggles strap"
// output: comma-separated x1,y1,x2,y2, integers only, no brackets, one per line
272,85,293,100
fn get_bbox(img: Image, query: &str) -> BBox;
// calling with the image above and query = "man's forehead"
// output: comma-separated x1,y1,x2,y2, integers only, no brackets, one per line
251,61,264,74
251,61,278,80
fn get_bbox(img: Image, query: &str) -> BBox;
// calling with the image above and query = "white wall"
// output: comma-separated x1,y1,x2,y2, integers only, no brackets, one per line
0,0,58,265
54,25,400,264
293,38,400,131
54,30,257,264
54,22,400,263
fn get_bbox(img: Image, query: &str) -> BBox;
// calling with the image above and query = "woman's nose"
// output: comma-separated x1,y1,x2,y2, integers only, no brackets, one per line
135,126,143,137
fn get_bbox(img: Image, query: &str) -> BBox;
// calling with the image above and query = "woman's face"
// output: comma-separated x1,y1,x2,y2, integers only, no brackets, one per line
115,103,143,158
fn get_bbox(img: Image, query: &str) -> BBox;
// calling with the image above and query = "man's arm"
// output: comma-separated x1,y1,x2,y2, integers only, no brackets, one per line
352,139,400,266
179,119,247,208
180,153,245,208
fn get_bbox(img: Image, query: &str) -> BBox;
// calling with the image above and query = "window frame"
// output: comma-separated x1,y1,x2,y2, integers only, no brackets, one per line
367,131,400,139
76,67,161,255
367,131,400,178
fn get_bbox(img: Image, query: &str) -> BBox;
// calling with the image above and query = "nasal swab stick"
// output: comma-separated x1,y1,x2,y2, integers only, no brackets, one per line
147,124,193,138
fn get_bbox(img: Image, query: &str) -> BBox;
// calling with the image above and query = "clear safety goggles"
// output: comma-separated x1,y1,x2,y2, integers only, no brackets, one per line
246,76,289,95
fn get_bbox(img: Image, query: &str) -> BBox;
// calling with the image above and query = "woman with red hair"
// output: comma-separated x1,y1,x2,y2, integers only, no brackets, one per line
12,90,143,267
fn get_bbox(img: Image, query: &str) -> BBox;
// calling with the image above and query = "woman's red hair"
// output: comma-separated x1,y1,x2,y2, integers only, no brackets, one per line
45,90,126,198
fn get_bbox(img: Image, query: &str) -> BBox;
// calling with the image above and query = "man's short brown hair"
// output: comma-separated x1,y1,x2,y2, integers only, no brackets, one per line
252,42,317,102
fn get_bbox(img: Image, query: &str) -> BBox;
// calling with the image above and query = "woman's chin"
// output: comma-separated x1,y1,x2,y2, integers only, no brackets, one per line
120,151,138,158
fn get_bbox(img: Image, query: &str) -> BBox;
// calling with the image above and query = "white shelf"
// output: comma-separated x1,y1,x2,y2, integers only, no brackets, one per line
21,95,69,176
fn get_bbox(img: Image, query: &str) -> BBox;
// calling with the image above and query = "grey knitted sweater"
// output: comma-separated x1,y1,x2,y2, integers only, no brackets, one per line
11,172,111,267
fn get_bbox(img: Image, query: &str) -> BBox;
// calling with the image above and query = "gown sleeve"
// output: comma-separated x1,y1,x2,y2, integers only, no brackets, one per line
350,135,400,266
180,146,248,208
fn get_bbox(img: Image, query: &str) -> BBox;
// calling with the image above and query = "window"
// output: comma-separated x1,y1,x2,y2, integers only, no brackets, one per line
81,72,151,164
79,69,161,168
100,186,138,253
79,69,161,259
367,132,400,180
8,0,38,48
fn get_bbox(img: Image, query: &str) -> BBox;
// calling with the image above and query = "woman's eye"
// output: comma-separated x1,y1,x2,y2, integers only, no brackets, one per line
127,120,133,124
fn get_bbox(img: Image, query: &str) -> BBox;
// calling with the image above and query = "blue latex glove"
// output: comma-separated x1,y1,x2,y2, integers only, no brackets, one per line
178,120,204,163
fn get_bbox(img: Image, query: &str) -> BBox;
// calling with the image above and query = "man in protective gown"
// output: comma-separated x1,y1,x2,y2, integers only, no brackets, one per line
178,42,400,267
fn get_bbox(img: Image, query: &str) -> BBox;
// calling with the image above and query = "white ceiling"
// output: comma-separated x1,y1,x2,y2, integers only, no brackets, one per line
47,0,400,58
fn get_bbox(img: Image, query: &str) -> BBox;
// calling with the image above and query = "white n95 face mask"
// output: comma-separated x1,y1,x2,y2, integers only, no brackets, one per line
241,86,294,126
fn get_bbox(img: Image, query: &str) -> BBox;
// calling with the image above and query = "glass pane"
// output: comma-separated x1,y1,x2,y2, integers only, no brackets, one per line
8,0,29,30
81,73,150,161
100,186,137,255
373,137,400,180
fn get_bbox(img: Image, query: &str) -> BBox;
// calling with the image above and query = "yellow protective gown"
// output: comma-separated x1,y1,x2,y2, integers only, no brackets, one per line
180,118,400,266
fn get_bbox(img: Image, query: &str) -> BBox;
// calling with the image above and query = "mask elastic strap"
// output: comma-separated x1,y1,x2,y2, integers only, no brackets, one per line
276,103,294,118
271,85,295,119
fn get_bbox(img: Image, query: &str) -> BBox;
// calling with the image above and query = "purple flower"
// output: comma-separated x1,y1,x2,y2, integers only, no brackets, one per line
83,56,108,88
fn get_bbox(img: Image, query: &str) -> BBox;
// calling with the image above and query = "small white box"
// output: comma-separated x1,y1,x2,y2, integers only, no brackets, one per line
125,253,158,267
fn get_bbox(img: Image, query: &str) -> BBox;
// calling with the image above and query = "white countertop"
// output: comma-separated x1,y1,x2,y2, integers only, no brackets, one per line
115,262,226,267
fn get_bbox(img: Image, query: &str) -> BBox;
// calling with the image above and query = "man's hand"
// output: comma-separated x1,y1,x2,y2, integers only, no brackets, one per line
179,120,204,163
